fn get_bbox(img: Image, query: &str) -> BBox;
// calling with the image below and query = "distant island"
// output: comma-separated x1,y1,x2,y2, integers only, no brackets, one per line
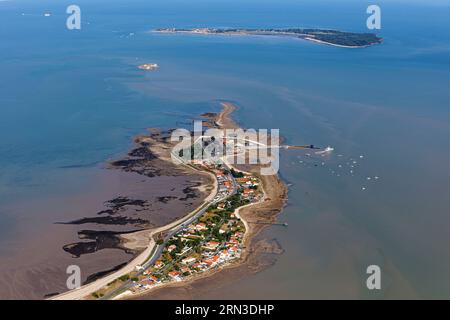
153,28,383,48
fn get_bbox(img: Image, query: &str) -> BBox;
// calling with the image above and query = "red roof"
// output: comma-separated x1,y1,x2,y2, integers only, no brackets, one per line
168,271,180,277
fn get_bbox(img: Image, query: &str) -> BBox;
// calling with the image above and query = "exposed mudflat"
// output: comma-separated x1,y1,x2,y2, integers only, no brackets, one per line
57,128,215,290
0,127,213,299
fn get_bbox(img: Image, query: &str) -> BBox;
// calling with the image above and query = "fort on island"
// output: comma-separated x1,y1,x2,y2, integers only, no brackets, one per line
138,63,159,71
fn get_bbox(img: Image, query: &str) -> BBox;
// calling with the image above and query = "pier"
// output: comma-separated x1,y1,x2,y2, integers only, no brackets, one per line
248,221,288,227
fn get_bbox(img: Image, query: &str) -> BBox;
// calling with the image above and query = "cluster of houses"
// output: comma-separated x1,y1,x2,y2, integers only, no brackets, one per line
216,170,233,195
128,164,262,294
191,161,234,201
235,175,260,201
130,217,245,293
196,162,261,203
129,212,244,293
164,234,243,281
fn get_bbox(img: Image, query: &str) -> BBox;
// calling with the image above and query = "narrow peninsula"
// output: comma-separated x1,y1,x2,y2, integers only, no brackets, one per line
50,103,288,300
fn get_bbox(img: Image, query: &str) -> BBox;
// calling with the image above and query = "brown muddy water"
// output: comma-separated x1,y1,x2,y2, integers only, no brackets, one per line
0,165,210,299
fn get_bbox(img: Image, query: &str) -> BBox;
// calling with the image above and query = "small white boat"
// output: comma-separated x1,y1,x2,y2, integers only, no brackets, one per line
315,146,334,155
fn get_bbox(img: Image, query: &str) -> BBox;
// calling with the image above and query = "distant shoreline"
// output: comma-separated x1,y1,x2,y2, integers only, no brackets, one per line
152,28,383,48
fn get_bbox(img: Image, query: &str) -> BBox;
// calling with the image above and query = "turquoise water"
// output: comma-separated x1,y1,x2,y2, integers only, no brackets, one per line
1,0,450,298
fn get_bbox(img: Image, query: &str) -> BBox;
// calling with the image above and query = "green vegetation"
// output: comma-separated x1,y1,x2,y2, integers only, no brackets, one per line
118,275,130,282
101,163,262,299
207,203,218,211
304,30,382,47
220,28,382,46
230,168,244,178
91,292,104,299
160,28,382,48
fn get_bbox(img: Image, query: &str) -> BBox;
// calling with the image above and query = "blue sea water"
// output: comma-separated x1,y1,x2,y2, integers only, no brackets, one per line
0,0,449,298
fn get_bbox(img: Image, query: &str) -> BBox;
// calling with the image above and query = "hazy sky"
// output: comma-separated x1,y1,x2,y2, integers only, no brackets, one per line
1,0,449,5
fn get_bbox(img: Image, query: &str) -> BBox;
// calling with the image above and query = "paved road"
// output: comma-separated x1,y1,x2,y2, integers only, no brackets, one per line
103,167,237,299
51,158,235,300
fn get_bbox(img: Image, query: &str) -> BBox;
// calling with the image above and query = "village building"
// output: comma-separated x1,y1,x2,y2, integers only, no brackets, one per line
168,271,182,281
181,256,197,265
203,241,220,250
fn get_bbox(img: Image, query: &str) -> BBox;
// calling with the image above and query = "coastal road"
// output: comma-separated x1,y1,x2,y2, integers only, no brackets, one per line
50,165,219,300
52,129,245,300
103,166,238,299
50,160,236,300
